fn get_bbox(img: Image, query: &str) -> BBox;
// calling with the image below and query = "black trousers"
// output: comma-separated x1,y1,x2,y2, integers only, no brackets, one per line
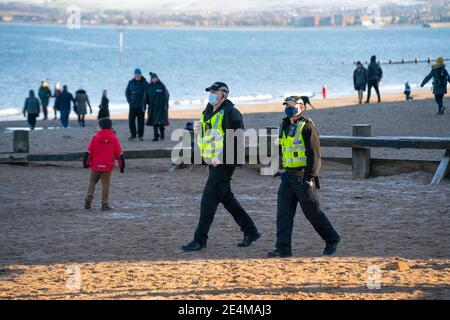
42,101,48,119
27,114,38,130
129,109,145,138
435,94,445,113
276,172,339,252
194,165,258,243
77,114,86,127
366,80,381,103
153,124,165,139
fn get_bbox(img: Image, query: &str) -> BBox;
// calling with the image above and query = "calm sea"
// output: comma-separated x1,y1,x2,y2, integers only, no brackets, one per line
0,23,449,119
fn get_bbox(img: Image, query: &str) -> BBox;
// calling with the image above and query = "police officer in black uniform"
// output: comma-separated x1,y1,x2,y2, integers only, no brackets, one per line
182,82,261,252
267,96,341,258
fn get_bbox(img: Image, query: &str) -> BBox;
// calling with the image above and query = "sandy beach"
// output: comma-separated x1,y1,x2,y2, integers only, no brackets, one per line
0,92,449,300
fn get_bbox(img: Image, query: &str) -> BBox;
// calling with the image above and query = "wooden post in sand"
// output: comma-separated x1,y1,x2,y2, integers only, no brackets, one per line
13,130,29,153
352,124,371,179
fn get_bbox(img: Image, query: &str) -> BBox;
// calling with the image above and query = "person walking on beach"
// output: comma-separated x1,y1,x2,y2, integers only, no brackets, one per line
126,68,147,141
98,90,110,120
38,80,51,120
267,96,340,258
52,82,62,120
404,82,413,101
182,82,261,252
83,118,125,211
54,85,75,128
366,55,382,103
144,72,170,141
23,90,40,130
74,89,92,127
421,57,450,115
353,61,367,104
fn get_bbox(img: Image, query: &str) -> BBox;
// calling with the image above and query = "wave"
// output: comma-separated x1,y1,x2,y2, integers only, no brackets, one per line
36,36,115,49
0,107,21,116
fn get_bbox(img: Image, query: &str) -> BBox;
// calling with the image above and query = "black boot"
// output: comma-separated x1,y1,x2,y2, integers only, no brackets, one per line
182,240,207,252
266,248,292,258
237,231,261,247
323,236,341,256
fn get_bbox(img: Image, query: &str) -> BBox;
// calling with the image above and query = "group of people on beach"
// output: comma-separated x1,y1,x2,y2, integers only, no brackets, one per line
353,55,383,104
23,70,171,141
353,55,450,114
23,81,110,130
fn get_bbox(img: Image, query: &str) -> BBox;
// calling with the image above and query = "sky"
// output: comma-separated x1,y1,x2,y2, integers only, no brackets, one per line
1,0,426,12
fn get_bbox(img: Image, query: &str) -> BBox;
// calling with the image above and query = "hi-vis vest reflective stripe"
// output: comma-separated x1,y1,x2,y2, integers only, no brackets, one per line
280,120,307,168
197,110,225,159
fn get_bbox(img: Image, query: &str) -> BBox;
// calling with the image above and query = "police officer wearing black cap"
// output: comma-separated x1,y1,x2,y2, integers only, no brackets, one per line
182,82,261,252
267,96,341,258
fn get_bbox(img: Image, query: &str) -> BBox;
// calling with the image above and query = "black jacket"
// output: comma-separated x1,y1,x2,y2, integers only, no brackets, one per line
279,116,321,182
201,99,244,166
54,90,75,112
367,61,383,81
144,80,170,126
126,77,147,110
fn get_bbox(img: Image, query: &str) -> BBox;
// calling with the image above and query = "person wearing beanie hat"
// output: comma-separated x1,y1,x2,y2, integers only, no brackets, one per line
353,61,368,104
421,57,450,115
126,68,147,140
266,96,340,258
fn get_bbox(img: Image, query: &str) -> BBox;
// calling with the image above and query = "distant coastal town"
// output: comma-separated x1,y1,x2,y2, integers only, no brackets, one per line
1,0,450,28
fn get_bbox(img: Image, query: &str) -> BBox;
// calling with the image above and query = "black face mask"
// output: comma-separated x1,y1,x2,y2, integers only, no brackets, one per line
285,106,298,117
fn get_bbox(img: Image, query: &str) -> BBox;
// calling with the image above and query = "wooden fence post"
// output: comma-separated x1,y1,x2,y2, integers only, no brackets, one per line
13,130,29,153
352,124,371,179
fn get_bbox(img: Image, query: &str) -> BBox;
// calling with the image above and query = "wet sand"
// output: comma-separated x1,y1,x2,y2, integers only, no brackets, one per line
0,91,449,300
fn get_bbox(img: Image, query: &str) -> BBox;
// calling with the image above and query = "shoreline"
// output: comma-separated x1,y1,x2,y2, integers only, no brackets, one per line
2,21,443,31
0,90,437,124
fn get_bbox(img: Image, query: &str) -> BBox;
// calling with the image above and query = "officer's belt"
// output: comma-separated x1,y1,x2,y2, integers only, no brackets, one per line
285,168,306,178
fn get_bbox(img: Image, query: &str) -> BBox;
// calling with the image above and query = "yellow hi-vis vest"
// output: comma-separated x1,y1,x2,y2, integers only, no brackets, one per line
280,120,307,168
197,110,225,159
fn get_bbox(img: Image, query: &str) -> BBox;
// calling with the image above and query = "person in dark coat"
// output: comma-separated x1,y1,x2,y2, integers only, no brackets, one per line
353,61,367,104
98,90,110,120
54,85,75,128
421,57,450,115
38,81,52,120
23,90,40,130
266,96,340,258
366,55,382,103
125,68,147,141
144,72,170,141
74,89,92,127
182,82,261,252
52,83,62,120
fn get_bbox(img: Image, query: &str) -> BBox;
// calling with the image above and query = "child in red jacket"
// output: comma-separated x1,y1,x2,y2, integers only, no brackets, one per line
83,118,124,210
